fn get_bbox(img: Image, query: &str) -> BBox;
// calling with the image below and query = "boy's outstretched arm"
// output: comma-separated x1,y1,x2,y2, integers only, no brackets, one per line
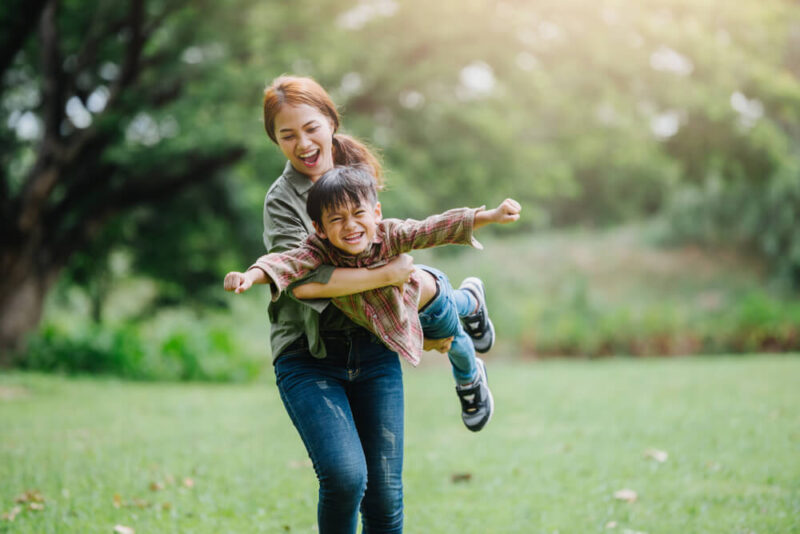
474,198,521,230
224,268,269,294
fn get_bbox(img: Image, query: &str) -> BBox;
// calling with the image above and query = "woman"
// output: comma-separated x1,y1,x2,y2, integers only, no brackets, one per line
260,75,415,533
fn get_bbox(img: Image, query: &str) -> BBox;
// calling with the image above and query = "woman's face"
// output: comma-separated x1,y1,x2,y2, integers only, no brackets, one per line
273,103,335,182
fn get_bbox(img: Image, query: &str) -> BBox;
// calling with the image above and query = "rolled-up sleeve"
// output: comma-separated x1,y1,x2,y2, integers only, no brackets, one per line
384,207,484,254
263,192,333,313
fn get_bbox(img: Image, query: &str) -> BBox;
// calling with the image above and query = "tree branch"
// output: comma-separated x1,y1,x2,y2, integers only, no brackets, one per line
49,146,246,265
113,0,145,93
39,0,65,144
0,0,50,79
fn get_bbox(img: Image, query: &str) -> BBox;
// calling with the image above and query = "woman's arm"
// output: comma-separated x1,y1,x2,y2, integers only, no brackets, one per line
292,254,415,299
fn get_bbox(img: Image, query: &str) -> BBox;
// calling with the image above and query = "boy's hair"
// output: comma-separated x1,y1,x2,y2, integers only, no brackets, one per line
307,166,378,228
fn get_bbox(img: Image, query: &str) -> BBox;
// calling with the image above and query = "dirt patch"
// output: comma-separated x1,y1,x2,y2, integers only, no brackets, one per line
0,385,30,401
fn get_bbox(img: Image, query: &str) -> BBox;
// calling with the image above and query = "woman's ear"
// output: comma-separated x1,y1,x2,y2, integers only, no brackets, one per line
374,201,382,222
313,221,327,239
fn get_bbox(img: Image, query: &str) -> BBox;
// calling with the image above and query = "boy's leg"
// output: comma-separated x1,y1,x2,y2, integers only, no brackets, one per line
417,267,477,383
457,277,496,353
418,266,494,431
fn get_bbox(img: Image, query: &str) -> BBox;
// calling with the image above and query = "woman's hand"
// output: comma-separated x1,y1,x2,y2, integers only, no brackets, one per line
224,271,255,294
423,336,454,353
384,253,415,289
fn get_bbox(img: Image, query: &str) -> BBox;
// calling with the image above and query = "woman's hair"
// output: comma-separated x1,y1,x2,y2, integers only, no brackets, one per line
263,75,383,186
307,166,378,228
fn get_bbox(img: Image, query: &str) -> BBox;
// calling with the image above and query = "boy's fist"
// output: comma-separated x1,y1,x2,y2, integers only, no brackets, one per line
492,198,521,224
224,271,253,294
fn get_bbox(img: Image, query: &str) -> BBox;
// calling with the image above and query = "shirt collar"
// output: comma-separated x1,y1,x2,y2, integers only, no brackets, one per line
282,161,315,196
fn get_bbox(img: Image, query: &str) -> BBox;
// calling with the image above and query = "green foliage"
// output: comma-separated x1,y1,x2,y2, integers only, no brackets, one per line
6,0,800,360
665,161,800,287
20,319,263,382
230,0,800,283
412,224,800,359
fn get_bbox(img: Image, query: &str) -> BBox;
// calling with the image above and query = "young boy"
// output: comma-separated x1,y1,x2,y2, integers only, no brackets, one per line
225,166,521,431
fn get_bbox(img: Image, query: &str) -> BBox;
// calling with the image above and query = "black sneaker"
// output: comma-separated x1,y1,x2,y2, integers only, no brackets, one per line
459,277,495,353
455,358,494,432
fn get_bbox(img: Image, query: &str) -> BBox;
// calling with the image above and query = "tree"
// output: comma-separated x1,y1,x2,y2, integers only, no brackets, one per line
0,0,254,361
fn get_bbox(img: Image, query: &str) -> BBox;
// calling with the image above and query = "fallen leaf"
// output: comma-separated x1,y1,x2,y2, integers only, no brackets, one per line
28,502,44,511
149,481,164,492
131,499,149,509
162,502,172,511
606,521,618,528
183,477,194,488
2,506,22,521
613,489,638,503
113,494,123,509
113,525,135,534
643,448,668,463
450,473,472,483
15,490,44,504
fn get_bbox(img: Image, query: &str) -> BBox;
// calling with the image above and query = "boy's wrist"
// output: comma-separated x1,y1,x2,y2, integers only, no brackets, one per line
246,268,265,284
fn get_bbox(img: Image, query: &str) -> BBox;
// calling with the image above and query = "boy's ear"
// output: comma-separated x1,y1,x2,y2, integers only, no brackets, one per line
374,201,382,222
313,221,327,239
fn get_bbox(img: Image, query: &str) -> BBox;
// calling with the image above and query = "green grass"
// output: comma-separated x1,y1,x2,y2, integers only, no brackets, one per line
2,356,799,533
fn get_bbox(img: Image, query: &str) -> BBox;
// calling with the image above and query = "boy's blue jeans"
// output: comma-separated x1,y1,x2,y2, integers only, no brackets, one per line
417,266,478,385
274,330,404,534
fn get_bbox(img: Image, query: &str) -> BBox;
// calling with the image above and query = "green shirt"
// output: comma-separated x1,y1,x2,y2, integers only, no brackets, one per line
262,161,356,361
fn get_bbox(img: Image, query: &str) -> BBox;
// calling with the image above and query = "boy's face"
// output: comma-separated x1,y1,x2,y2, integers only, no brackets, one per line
314,198,382,256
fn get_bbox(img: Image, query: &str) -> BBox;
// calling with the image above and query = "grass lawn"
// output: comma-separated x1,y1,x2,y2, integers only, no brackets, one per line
1,355,799,533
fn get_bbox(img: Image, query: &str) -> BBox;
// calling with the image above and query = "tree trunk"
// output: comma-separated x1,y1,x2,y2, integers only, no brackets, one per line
0,250,60,365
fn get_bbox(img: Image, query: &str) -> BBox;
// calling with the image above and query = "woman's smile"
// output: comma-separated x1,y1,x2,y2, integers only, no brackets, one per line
274,103,335,180
298,148,320,167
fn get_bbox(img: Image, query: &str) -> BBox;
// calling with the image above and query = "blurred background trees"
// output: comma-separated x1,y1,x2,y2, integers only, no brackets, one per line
2,0,799,373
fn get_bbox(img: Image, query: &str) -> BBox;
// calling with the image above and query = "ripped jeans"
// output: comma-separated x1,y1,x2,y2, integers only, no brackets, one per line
274,329,404,534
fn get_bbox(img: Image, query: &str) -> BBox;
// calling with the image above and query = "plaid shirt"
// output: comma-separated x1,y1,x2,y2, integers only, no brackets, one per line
249,207,483,365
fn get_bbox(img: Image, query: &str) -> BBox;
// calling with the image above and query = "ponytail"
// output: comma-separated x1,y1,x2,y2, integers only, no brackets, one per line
332,133,384,189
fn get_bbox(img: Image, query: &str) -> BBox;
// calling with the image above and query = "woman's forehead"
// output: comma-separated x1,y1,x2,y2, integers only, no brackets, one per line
275,103,328,131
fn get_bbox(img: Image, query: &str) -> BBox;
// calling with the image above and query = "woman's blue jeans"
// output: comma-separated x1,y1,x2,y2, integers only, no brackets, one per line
274,329,404,534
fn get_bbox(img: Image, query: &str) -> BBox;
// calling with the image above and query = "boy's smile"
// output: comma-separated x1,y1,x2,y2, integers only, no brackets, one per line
314,199,382,256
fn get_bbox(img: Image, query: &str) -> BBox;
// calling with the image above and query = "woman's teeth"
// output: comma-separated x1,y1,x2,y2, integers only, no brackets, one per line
299,149,320,166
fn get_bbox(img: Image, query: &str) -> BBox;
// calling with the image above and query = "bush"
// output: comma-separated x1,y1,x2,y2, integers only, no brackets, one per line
21,320,265,382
